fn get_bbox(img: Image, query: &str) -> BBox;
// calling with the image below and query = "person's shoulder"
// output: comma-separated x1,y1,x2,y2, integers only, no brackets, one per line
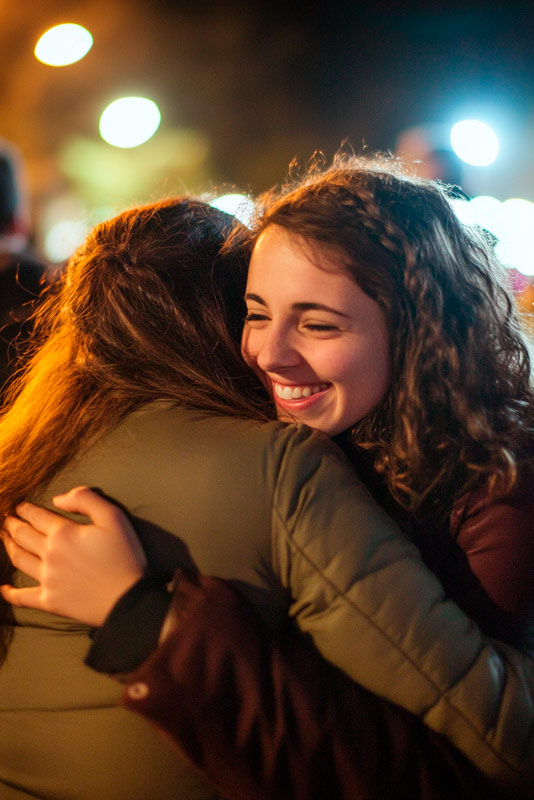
453,456,534,527
130,403,326,444
117,403,333,463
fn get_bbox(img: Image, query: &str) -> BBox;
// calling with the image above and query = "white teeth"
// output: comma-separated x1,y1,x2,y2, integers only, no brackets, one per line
274,383,328,400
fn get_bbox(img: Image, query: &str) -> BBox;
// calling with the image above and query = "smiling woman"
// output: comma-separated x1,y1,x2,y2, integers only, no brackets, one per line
242,224,390,435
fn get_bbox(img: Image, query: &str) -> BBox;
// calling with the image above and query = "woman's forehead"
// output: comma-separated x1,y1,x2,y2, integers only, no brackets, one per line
251,224,350,277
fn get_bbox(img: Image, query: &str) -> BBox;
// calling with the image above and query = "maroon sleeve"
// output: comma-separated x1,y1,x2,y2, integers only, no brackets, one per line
453,471,534,615
449,465,534,652
122,572,502,800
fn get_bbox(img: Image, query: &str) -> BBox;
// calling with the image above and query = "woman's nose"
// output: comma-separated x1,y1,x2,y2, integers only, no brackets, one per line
255,327,301,373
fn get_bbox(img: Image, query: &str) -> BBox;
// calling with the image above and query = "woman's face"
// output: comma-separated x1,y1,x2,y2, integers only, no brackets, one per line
242,225,390,437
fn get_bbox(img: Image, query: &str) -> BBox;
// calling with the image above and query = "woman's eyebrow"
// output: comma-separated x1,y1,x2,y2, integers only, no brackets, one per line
293,302,350,318
245,293,350,318
244,292,267,305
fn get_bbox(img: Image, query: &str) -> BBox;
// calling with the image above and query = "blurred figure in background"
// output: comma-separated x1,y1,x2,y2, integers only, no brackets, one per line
0,142,46,397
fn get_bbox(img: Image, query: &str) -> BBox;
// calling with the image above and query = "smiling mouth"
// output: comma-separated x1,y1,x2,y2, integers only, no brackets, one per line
272,382,329,400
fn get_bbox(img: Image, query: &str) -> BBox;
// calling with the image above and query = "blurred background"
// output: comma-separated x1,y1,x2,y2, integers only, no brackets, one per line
1,0,533,286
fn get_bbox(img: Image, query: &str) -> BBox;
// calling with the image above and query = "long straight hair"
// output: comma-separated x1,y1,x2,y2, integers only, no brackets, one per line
0,198,271,660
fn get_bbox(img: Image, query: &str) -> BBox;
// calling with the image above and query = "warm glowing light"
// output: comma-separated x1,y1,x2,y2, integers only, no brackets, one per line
34,24,93,67
99,97,161,148
210,193,255,226
450,120,499,166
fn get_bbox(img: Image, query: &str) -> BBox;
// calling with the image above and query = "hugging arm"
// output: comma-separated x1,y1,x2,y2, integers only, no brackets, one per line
2,469,533,796
1,490,147,627
1,494,499,800
122,570,500,800
272,442,534,793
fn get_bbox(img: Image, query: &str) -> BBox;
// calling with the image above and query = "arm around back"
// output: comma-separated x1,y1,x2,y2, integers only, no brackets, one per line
122,571,506,800
267,427,534,791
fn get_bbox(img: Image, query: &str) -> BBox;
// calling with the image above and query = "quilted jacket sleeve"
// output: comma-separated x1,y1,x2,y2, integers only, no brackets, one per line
270,430,534,793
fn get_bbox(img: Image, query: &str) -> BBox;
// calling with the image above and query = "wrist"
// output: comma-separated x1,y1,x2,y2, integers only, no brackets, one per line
86,571,173,674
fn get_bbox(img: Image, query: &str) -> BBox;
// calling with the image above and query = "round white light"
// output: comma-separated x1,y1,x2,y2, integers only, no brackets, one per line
450,120,499,166
467,195,502,236
495,199,534,276
449,197,473,225
34,23,93,67
99,97,161,149
452,195,534,277
496,238,534,277
210,193,255,226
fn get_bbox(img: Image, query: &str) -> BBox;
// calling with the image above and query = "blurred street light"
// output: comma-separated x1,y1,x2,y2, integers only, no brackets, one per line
99,97,161,148
34,23,93,67
450,120,499,167
210,193,254,226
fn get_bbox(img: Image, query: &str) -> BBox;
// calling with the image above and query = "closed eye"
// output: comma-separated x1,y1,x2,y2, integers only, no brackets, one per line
244,312,269,322
305,323,338,331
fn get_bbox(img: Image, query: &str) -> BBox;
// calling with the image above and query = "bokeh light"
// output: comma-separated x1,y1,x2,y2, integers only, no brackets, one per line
495,199,534,277
451,195,502,230
99,97,161,148
451,195,534,276
450,120,499,167
40,195,116,264
34,24,93,67
43,219,88,262
210,193,255,226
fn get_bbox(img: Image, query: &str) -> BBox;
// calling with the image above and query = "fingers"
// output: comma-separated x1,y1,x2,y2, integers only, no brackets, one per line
52,486,130,529
0,584,43,609
3,514,47,558
1,531,41,579
13,502,72,538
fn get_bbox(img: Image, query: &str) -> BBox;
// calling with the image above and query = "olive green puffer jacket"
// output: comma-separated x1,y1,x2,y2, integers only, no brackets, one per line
0,403,532,798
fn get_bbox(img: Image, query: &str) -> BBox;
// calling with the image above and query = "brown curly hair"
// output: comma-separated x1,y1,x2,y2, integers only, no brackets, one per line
251,153,534,523
0,197,271,660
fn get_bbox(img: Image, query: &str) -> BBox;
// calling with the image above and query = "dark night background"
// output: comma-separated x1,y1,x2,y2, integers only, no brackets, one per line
1,0,533,255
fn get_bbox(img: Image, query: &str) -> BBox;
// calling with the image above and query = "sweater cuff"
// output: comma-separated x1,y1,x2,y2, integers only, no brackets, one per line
85,573,172,674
